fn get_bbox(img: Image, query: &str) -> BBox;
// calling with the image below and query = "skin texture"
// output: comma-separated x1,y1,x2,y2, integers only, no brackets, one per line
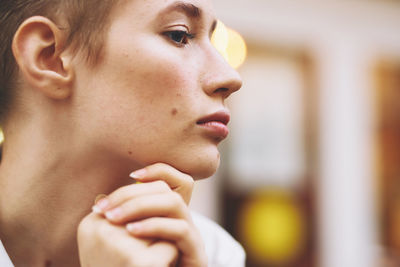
71,0,241,179
0,0,242,266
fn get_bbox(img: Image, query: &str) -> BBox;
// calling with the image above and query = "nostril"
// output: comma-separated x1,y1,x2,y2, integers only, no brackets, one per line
214,87,229,94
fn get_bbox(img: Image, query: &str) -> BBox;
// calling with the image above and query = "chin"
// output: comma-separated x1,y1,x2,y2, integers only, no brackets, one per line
191,162,220,180
176,151,221,180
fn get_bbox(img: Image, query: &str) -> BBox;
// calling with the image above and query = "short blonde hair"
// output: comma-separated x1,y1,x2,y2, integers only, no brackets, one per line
0,0,120,122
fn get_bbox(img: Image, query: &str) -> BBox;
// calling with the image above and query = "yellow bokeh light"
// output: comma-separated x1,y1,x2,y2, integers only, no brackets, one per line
225,28,247,69
238,190,306,264
211,21,247,69
211,21,229,59
0,128,3,144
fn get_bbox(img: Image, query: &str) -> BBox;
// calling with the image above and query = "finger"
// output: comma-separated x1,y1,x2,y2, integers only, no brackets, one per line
93,180,171,213
127,218,206,266
130,163,194,204
79,213,153,252
79,213,178,266
150,240,180,266
104,192,189,224
127,218,195,248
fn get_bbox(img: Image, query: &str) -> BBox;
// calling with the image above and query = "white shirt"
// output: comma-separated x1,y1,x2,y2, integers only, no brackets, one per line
0,212,245,267
191,211,246,267
0,240,13,267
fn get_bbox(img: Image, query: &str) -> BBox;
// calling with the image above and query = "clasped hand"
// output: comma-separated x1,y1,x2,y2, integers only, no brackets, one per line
77,163,207,267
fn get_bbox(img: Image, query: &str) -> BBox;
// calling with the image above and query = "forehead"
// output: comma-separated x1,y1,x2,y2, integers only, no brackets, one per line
112,0,216,24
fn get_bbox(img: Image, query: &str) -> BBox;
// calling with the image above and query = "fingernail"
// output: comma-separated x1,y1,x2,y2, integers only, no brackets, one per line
130,168,147,179
94,194,108,205
92,205,102,214
127,223,142,233
105,207,122,220
96,198,109,211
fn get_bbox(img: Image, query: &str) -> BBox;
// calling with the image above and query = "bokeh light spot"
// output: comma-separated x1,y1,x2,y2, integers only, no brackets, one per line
238,190,306,264
0,128,4,144
211,21,247,69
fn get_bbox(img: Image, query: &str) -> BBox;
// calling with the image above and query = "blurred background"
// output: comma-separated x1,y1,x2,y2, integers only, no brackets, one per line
189,0,400,266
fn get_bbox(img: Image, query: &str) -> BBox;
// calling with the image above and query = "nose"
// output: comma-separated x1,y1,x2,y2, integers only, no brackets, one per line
201,47,242,99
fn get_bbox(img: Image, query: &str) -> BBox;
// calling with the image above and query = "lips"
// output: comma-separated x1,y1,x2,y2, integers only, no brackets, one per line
196,110,231,139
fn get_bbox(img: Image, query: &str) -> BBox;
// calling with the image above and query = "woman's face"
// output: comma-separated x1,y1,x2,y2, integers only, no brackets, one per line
74,0,242,179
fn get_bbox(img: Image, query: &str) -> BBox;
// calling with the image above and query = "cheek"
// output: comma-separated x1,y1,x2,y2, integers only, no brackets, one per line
83,37,212,166
136,56,194,98
103,32,202,110
91,46,197,139
119,50,199,118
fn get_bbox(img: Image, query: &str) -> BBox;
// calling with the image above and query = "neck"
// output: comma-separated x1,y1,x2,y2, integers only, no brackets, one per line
0,124,138,266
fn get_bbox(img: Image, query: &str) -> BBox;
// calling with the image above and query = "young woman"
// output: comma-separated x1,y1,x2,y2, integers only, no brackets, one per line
0,0,243,266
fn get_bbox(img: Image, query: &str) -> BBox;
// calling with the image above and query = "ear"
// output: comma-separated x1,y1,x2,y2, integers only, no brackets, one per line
12,16,74,99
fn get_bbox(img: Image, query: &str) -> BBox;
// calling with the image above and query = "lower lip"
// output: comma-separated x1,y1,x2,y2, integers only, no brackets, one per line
198,121,229,139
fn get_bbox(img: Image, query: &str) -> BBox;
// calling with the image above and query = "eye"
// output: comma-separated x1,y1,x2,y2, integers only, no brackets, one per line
164,30,194,45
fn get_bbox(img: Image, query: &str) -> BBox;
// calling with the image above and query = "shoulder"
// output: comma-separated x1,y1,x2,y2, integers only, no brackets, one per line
0,240,14,267
191,211,246,267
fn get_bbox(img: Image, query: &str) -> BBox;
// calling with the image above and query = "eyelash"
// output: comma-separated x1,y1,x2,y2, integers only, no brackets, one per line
164,30,195,46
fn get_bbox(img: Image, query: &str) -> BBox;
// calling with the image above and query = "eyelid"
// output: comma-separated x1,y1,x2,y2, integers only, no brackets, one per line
164,23,191,33
163,24,195,46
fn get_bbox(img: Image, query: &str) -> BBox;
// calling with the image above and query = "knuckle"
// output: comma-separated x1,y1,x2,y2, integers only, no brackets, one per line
154,180,170,192
152,162,175,176
154,162,166,168
152,162,166,171
183,174,194,188
131,197,148,213
110,187,125,198
178,221,190,237
77,215,111,244
111,184,132,199
171,191,184,205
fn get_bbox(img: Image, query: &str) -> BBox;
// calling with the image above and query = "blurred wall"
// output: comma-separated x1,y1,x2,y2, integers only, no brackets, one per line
191,1,400,267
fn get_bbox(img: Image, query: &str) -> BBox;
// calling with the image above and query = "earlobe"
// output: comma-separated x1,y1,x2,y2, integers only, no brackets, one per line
12,16,74,100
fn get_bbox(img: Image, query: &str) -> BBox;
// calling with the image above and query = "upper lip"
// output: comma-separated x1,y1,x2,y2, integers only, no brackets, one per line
197,110,231,125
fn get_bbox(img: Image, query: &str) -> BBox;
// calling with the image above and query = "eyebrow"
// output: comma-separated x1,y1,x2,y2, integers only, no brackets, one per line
158,1,218,37
160,1,202,18
210,20,217,37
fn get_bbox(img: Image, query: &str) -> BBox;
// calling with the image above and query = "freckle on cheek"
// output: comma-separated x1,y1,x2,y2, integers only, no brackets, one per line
171,108,178,116
128,151,133,155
